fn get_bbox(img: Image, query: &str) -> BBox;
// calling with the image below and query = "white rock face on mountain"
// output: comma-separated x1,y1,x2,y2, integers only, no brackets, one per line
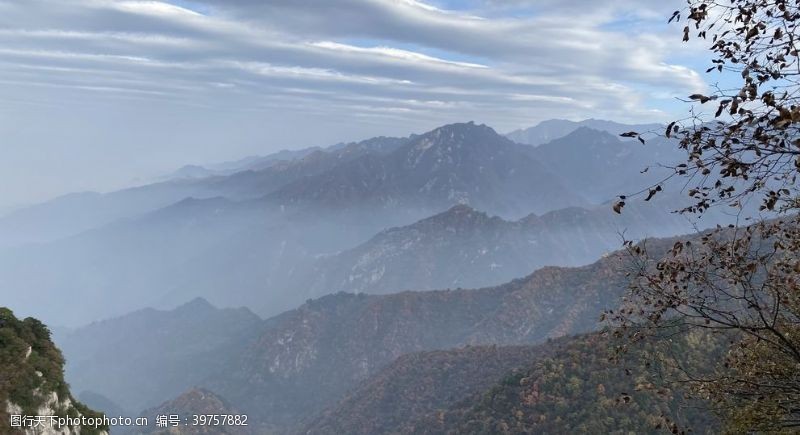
5,393,108,435
1,310,110,435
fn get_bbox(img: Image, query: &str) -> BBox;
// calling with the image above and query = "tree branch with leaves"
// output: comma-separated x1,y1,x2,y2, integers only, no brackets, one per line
611,0,800,432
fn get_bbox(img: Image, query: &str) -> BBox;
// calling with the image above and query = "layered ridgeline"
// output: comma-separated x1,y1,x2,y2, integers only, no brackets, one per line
0,308,108,435
1,124,735,328
209,244,638,432
1,122,595,326
299,198,711,296
3,118,667,250
0,135,411,249
58,237,652,432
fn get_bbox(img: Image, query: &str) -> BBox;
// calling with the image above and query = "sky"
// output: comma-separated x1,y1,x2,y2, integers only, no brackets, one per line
0,0,715,208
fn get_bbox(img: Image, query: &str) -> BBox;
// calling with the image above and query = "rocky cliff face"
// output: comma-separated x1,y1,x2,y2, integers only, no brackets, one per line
0,307,108,435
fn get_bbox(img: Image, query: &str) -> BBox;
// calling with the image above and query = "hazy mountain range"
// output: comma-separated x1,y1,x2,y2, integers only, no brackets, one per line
52,233,708,434
2,119,741,329
298,199,715,297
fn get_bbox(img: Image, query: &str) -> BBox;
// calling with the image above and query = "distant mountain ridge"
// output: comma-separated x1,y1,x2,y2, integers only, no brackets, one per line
506,118,663,146
297,198,731,299
266,122,584,217
527,126,685,203
0,135,410,249
163,135,414,181
1,119,727,330
0,119,664,250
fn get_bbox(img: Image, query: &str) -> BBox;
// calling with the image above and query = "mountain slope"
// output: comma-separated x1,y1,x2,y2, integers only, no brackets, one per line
166,135,411,181
0,122,602,327
302,331,722,435
0,168,729,328
204,136,410,201
0,120,667,250
61,242,636,433
164,147,323,180
0,188,430,326
302,345,544,435
0,183,211,249
410,331,721,435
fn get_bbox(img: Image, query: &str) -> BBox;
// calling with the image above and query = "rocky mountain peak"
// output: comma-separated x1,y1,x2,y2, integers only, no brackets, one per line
411,122,503,152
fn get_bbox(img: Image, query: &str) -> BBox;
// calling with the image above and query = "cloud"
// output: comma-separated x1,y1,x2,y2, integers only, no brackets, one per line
0,0,706,116
0,0,712,205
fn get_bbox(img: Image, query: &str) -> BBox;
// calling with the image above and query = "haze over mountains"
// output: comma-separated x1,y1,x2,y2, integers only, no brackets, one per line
299,200,711,296
2,119,740,329
0,135,412,249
